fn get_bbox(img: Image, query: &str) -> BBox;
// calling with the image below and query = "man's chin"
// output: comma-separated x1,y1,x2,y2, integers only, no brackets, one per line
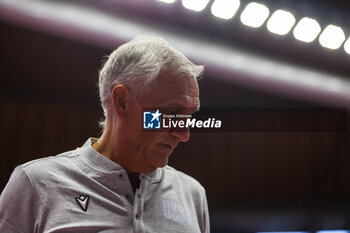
154,156,169,168
157,161,168,168
151,153,170,169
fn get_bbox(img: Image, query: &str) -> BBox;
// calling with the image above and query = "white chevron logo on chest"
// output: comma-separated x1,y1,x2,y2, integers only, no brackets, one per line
75,195,89,211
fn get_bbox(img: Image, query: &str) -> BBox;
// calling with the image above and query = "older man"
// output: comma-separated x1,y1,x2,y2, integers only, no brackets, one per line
0,36,209,233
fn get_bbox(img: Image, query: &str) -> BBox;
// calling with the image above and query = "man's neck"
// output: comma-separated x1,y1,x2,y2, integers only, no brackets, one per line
92,121,158,174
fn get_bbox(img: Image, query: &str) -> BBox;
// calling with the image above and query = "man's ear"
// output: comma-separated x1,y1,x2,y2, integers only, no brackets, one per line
111,85,132,118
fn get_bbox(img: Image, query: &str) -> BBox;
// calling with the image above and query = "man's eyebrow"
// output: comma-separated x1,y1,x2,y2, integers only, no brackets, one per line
158,101,200,113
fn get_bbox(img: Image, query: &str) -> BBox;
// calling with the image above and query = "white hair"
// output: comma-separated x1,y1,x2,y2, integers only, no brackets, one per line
98,35,204,128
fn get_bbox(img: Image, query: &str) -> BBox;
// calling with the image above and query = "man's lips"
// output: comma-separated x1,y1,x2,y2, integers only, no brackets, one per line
159,143,175,150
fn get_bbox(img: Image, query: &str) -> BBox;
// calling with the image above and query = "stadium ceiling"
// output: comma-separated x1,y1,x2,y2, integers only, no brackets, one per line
0,0,350,106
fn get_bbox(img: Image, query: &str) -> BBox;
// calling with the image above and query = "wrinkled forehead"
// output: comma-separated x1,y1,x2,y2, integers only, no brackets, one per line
142,70,200,113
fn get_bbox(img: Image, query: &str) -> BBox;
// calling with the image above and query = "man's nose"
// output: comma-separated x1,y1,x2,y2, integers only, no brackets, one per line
170,127,190,142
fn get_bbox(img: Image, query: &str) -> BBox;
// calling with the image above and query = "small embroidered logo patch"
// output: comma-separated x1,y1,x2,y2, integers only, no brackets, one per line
75,195,89,211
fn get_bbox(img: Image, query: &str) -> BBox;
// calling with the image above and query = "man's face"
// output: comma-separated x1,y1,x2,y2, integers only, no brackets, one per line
123,70,200,172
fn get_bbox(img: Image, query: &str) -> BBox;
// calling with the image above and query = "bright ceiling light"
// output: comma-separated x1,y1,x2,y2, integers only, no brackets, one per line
344,37,350,55
157,0,176,3
240,2,270,28
319,25,346,49
182,0,210,12
211,0,240,20
293,17,321,42
267,10,296,35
